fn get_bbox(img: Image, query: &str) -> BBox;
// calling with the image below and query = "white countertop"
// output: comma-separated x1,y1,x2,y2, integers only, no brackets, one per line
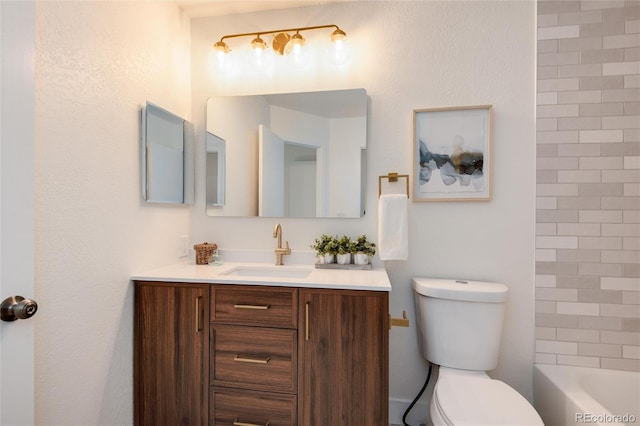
131,261,392,292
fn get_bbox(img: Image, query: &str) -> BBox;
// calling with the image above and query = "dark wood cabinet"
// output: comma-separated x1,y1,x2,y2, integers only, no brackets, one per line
298,289,389,426
135,282,388,426
134,282,210,426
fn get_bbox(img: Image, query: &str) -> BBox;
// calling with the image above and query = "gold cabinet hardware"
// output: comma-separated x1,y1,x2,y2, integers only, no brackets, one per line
233,355,271,364
195,296,202,333
234,304,271,310
389,310,410,329
233,419,270,426
305,301,310,341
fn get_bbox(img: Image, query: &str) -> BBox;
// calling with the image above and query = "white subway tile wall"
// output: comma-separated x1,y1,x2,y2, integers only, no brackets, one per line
536,0,640,372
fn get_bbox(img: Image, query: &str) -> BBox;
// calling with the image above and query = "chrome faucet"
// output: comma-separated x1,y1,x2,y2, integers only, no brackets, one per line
273,223,291,265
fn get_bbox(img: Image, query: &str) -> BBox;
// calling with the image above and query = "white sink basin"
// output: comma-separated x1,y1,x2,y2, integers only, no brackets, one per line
221,265,313,279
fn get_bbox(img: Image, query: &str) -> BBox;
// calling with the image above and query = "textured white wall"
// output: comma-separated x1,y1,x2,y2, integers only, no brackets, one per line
34,2,191,424
190,1,535,421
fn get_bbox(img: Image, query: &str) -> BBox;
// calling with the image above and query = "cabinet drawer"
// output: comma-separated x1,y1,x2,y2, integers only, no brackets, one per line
211,285,297,329
211,325,297,393
210,388,296,426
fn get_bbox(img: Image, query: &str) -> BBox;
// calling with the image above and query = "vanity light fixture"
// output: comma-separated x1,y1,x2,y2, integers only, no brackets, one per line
212,24,349,69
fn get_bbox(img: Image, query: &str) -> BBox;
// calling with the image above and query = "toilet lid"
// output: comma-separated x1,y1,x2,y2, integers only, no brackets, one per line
434,374,543,426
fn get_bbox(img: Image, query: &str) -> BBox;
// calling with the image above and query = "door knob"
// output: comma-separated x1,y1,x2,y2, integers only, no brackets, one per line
1,295,38,322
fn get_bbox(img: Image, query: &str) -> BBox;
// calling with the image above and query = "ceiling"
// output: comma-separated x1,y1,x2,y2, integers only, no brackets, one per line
175,0,349,18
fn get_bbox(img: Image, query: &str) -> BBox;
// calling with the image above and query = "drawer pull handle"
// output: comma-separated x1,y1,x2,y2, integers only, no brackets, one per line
195,296,202,333
233,355,270,364
233,304,271,310
233,419,270,426
305,301,310,341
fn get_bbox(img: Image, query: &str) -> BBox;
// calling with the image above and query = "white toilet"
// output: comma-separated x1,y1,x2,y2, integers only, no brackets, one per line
412,277,543,426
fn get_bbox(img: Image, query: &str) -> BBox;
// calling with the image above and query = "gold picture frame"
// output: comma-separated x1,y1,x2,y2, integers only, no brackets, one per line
412,105,493,201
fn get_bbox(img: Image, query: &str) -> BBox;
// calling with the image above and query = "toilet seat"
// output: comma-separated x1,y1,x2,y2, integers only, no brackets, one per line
431,369,543,426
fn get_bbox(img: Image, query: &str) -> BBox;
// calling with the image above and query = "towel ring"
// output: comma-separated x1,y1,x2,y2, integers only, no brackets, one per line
378,172,409,198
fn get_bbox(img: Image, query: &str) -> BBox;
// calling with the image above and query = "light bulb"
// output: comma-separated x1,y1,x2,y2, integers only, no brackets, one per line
328,29,350,66
248,35,273,72
211,49,226,72
211,41,230,72
285,32,310,69
329,38,350,66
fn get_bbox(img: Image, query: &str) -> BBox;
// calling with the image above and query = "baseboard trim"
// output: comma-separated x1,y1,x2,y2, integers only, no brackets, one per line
389,397,428,426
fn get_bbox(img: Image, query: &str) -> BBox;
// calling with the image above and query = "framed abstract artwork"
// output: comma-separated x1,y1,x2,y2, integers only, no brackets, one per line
413,105,492,201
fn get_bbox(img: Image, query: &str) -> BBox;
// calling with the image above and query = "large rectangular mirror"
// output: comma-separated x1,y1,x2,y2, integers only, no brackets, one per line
206,88,368,218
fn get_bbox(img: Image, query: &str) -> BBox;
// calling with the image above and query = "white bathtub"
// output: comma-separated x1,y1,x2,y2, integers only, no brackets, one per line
534,364,640,426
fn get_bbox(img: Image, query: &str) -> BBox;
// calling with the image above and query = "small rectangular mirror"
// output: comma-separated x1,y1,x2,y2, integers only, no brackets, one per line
141,102,193,204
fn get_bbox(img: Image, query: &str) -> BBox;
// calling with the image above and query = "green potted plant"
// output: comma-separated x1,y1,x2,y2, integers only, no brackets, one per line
310,234,337,264
324,236,338,264
353,235,376,265
336,235,353,265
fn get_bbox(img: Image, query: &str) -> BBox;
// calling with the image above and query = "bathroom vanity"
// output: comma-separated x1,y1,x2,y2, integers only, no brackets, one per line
132,262,391,426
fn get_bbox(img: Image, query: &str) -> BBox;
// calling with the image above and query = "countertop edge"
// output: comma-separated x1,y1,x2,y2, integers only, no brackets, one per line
131,262,392,292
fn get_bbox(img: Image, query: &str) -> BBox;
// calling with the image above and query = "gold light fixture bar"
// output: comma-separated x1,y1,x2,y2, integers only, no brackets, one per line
214,24,346,56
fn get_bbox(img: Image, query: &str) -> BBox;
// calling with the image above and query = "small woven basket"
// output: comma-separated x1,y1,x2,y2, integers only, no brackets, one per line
194,242,218,265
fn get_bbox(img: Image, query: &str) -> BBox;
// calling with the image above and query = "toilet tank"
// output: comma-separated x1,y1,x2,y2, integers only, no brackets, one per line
412,278,508,371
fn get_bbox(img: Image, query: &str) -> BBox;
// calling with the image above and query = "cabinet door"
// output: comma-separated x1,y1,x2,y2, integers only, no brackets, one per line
135,282,209,426
298,289,389,426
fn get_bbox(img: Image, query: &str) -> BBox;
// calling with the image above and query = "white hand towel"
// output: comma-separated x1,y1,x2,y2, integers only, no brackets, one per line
377,194,408,261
